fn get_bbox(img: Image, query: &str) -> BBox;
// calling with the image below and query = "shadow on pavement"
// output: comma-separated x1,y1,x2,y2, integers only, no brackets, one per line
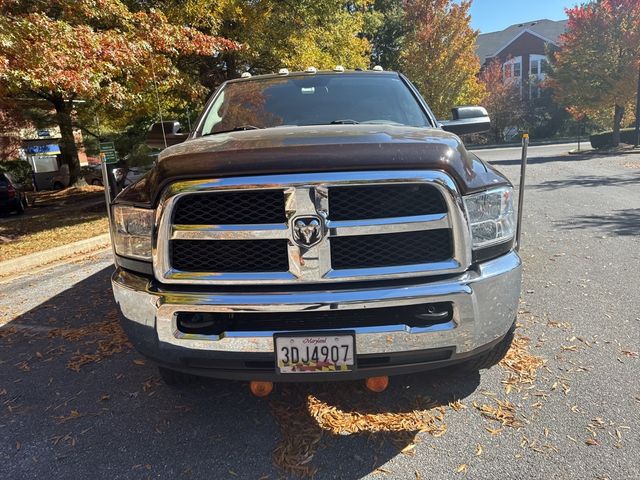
485,149,639,167
556,208,640,237
1,266,480,479
534,171,640,190
484,152,595,166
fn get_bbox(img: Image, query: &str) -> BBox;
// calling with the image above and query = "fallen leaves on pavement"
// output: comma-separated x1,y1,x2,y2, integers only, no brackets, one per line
270,385,447,477
500,335,545,393
473,400,522,428
48,311,131,371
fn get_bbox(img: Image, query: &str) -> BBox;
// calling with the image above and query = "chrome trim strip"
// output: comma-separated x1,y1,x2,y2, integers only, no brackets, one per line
173,320,457,342
171,223,289,241
327,213,449,236
153,171,472,285
324,260,462,280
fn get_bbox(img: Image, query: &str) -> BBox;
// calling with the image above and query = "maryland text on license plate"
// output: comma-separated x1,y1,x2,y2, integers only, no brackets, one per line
275,333,355,373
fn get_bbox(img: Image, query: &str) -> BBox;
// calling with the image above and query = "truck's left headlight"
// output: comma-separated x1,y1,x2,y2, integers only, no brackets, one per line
112,205,153,260
463,187,515,249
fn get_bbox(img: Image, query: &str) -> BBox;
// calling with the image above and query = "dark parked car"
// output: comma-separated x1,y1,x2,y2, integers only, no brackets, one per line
0,173,27,215
81,165,104,186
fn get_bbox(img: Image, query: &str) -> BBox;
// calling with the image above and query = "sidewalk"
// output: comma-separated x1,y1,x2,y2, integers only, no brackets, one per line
0,234,111,279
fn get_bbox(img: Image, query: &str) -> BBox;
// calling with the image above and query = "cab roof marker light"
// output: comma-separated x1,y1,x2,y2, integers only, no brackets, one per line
372,65,384,72
333,65,345,72
305,66,317,74
278,68,289,75
240,72,252,78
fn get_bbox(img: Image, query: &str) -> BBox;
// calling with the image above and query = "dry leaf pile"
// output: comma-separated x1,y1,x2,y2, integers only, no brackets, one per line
308,395,447,436
48,313,131,371
270,389,324,477
270,386,447,477
500,335,545,393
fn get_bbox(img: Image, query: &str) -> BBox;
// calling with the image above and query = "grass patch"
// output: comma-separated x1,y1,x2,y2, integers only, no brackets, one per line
0,187,109,262
28,185,104,206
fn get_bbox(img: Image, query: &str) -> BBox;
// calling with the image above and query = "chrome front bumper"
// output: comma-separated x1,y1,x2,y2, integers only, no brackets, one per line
112,251,521,362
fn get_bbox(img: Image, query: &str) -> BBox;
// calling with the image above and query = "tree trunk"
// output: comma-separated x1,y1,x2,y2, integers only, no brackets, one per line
52,96,80,185
612,104,625,147
635,65,640,147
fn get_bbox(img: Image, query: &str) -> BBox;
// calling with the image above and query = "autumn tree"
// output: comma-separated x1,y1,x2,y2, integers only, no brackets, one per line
479,59,525,143
365,0,405,71
126,0,373,89
548,0,640,146
399,0,484,119
0,0,236,183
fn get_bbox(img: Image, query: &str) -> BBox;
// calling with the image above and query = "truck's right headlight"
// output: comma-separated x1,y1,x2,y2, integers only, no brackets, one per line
112,205,153,261
463,186,515,250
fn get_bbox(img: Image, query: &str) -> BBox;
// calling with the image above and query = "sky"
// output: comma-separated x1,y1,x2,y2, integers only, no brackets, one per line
469,0,576,33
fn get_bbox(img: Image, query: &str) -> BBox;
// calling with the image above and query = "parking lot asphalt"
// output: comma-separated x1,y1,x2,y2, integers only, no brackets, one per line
1,143,638,479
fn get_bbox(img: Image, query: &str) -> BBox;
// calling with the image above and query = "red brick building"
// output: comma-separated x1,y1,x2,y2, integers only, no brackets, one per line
476,19,567,100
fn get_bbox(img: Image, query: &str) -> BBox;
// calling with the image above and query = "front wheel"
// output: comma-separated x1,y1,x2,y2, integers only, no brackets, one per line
158,366,199,387
458,322,515,372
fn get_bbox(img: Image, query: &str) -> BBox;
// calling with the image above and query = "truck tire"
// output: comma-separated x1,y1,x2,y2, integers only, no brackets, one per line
158,366,199,386
459,322,515,372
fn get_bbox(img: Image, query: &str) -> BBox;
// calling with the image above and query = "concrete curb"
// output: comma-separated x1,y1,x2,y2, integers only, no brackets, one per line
0,233,111,277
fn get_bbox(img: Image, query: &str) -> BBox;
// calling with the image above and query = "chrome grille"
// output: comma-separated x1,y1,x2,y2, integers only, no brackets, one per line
171,239,289,272
330,230,452,269
328,184,447,220
173,190,285,224
154,171,471,285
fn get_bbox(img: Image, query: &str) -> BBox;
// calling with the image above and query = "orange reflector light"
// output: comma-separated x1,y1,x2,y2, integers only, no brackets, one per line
365,376,389,392
249,381,273,397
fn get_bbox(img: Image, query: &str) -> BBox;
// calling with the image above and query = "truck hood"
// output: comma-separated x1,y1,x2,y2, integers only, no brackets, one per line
118,125,509,206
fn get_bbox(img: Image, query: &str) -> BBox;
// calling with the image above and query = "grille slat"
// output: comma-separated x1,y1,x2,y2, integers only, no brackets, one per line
328,184,447,221
173,190,285,225
171,239,289,272
330,230,452,269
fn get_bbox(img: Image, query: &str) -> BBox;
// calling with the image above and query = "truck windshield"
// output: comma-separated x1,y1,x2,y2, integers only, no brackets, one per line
200,73,431,135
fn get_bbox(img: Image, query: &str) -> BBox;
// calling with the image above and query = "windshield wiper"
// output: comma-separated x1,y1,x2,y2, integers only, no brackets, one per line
203,125,260,136
329,119,359,125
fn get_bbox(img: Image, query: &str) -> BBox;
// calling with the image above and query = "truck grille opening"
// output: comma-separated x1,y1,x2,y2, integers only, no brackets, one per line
330,230,452,269
173,190,285,225
176,302,453,336
328,184,447,220
171,239,289,272
159,172,464,283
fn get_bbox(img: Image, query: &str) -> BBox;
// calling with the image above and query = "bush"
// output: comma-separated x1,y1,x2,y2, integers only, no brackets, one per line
590,128,638,149
0,159,33,185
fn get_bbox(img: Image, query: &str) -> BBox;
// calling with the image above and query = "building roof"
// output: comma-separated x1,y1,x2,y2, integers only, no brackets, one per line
476,19,568,65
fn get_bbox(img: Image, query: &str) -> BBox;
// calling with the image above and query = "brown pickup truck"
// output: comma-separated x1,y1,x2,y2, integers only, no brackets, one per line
107,69,521,392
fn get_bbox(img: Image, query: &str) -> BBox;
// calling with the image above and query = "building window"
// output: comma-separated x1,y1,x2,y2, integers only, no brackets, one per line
503,56,523,96
513,62,521,77
529,54,547,99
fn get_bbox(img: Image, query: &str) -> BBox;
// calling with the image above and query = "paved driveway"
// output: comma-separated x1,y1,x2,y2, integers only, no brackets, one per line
1,144,638,479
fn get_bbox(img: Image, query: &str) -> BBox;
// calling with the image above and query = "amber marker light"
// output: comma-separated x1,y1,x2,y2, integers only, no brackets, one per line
249,381,274,397
365,376,389,393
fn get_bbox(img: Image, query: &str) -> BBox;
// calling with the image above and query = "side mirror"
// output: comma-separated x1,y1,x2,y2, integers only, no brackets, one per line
145,121,188,149
440,106,491,135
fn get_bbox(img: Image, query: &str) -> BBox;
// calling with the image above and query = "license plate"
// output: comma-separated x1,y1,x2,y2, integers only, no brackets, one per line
274,332,355,374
